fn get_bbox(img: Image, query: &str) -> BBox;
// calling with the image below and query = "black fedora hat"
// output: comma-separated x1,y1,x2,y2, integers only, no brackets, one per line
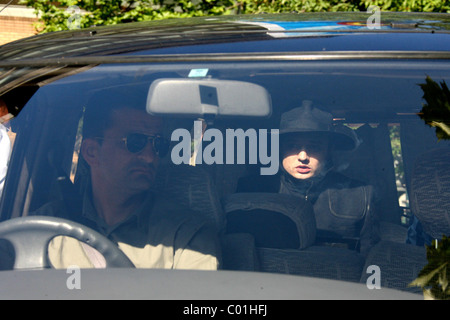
279,101,356,151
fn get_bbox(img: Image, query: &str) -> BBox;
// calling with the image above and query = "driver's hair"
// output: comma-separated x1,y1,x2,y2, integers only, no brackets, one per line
82,86,147,140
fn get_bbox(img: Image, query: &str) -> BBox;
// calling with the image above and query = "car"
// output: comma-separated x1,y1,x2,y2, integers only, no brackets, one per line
0,11,449,301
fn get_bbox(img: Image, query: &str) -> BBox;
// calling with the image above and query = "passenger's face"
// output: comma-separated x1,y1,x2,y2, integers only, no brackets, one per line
281,134,329,180
84,108,164,194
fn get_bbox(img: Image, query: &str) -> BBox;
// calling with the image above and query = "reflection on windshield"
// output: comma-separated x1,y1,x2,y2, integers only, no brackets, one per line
0,61,450,298
419,76,450,141
408,77,450,299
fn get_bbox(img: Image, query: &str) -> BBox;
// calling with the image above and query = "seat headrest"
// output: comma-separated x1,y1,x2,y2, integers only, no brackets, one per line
223,193,316,249
155,164,225,231
410,147,450,239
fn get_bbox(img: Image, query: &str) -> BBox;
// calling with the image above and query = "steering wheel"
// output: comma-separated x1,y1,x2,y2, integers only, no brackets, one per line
0,216,135,269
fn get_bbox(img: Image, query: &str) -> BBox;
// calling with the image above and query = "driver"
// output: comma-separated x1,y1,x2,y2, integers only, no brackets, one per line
34,87,220,269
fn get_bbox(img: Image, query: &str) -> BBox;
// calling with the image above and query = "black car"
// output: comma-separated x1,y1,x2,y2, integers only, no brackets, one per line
0,12,449,300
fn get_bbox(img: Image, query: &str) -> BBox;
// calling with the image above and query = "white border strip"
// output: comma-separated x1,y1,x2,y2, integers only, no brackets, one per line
0,5,39,18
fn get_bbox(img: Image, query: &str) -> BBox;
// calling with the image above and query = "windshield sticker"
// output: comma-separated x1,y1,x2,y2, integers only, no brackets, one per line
189,69,209,78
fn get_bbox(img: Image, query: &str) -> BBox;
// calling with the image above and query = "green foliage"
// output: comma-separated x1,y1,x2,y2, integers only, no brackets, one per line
360,0,450,12
410,235,450,300
419,76,450,141
238,0,360,13
20,0,236,32
20,0,450,33
389,125,405,185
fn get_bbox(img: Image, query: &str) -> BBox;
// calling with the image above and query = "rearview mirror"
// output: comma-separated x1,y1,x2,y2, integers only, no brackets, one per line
146,78,272,119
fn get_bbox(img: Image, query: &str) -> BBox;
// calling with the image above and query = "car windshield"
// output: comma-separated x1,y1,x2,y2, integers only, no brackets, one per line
1,57,449,298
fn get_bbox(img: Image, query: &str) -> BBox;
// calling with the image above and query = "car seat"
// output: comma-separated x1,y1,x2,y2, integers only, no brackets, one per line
257,246,365,282
359,240,427,293
409,147,450,240
346,123,403,232
155,163,258,271
223,192,367,282
223,192,316,249
155,163,225,231
360,147,450,293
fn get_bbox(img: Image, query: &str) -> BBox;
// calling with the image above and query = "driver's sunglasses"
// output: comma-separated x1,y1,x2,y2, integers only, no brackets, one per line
98,133,170,157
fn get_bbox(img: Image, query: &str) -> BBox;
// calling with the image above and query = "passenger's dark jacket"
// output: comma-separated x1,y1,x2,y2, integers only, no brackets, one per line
237,170,380,255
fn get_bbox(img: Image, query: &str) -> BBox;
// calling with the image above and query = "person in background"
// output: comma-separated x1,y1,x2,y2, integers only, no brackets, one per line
238,102,380,255
0,99,11,198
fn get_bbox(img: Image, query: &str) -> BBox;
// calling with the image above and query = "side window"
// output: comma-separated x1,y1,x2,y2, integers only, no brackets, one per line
389,124,410,226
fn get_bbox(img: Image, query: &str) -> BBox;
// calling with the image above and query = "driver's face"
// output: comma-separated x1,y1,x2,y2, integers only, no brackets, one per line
281,134,329,180
90,108,164,194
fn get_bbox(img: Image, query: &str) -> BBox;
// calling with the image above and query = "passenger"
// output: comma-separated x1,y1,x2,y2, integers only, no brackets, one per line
237,102,380,255
0,99,11,199
34,88,220,270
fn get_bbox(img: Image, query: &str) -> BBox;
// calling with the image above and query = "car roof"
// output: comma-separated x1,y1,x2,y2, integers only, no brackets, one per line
0,12,449,101
1,12,450,62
